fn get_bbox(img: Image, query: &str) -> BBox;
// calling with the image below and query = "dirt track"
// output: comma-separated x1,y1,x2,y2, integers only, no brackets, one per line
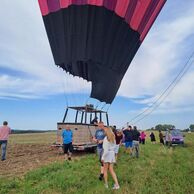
0,144,85,177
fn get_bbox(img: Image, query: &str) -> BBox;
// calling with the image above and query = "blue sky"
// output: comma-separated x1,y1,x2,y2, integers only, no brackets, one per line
0,0,194,130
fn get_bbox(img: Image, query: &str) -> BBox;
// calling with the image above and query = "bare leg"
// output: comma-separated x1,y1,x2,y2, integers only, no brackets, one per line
115,154,118,162
109,164,119,186
129,148,133,157
103,163,109,186
64,154,68,160
100,166,104,174
68,152,72,160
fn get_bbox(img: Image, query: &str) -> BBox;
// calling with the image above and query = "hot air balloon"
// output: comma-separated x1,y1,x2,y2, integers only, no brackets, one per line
38,0,166,104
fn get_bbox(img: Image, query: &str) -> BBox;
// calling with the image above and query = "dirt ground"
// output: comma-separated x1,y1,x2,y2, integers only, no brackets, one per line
0,143,85,178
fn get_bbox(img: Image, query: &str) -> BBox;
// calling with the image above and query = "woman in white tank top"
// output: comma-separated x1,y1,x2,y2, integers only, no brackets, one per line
101,127,120,190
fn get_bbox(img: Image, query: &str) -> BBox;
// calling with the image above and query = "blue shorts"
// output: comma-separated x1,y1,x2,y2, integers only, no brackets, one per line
125,141,133,148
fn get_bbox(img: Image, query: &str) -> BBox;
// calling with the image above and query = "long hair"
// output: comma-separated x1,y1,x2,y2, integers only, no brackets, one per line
105,127,115,144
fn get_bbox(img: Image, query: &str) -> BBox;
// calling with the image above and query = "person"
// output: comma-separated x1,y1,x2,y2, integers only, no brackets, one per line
123,125,133,156
93,122,106,181
112,125,117,133
132,126,140,158
140,131,146,144
165,129,172,148
0,121,11,161
62,125,73,160
101,127,120,189
114,129,123,162
159,130,164,145
91,116,98,125
150,132,156,144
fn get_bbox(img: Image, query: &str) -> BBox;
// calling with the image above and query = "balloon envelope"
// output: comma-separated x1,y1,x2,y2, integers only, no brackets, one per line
38,0,166,103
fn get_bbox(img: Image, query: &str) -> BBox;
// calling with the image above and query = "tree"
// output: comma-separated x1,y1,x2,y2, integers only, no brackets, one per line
189,124,194,132
155,124,175,131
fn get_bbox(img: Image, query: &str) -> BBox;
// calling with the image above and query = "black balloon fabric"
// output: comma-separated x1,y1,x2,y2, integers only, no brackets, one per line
38,0,166,104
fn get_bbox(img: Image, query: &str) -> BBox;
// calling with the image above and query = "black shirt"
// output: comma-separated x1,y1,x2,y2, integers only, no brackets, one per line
123,129,133,142
132,129,140,141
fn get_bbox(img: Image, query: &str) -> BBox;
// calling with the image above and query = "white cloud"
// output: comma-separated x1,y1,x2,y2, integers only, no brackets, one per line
0,0,194,115
0,0,90,99
118,0,194,113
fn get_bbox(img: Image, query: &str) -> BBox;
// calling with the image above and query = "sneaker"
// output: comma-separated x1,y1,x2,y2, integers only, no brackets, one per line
104,184,109,189
112,184,120,190
98,173,104,181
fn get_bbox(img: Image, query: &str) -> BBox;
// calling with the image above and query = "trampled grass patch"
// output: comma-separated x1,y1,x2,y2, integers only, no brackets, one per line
1,133,194,194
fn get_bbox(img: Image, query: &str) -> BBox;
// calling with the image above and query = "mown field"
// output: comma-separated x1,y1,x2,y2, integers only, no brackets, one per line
0,132,194,194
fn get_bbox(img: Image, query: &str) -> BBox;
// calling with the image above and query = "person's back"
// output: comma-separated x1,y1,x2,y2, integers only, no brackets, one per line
0,123,11,141
132,128,140,158
0,121,11,161
123,129,133,142
123,126,133,155
132,129,140,141
140,132,146,140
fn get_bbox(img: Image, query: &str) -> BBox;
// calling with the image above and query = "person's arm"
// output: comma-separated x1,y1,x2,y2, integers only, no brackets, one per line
119,135,123,145
93,131,98,143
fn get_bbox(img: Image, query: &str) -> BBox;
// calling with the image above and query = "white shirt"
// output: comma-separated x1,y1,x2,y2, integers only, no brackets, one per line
103,136,115,153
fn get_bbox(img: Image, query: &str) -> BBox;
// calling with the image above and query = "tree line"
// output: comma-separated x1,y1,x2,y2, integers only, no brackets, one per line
147,124,194,132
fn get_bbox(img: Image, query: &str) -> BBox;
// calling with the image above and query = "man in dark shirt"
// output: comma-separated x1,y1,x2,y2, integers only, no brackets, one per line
123,125,133,156
132,126,140,158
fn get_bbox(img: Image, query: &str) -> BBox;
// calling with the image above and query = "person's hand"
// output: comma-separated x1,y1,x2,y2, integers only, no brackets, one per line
98,140,103,144
92,137,97,143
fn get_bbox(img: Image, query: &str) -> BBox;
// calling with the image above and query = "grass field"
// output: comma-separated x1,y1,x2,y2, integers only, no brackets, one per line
8,132,56,145
0,132,194,194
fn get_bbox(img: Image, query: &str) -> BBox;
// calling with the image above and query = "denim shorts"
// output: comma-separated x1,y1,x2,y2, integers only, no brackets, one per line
125,141,133,148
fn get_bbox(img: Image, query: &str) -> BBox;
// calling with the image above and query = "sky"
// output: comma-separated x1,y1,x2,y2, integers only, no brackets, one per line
0,0,194,130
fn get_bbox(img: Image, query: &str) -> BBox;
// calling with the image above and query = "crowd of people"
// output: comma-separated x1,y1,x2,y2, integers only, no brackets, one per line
0,119,173,190
91,123,146,190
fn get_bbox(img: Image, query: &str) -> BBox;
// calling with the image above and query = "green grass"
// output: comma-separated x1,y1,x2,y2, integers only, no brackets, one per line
1,133,194,194
8,132,56,144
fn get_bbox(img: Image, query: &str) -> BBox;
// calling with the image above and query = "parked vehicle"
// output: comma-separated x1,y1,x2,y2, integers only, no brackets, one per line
165,129,184,145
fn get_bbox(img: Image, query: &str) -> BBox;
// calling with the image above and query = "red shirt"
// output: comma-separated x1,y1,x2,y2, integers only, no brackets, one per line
115,132,123,145
0,126,11,140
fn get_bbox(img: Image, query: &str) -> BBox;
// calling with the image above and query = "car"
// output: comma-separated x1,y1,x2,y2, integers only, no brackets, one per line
165,129,184,145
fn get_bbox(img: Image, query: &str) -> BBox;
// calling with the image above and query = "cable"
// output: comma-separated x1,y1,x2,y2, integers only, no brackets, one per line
62,72,69,107
106,104,111,112
127,51,194,124
132,59,194,125
100,102,107,110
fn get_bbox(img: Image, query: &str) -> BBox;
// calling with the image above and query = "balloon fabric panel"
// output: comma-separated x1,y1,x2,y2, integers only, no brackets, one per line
38,0,166,103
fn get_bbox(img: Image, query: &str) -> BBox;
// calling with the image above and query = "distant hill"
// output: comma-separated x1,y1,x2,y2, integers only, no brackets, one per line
11,129,56,134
